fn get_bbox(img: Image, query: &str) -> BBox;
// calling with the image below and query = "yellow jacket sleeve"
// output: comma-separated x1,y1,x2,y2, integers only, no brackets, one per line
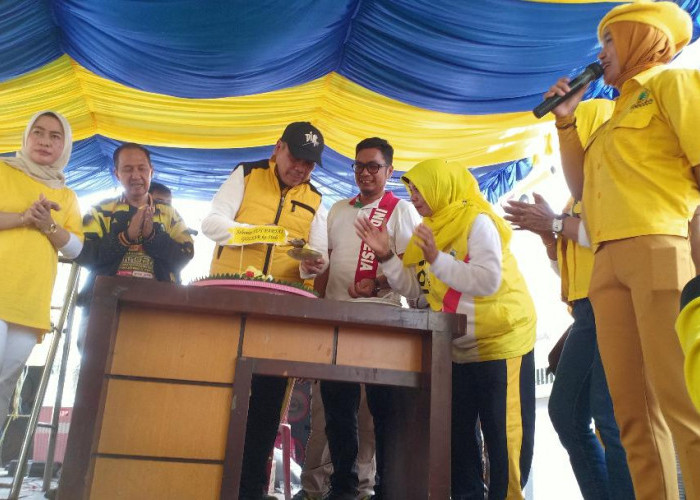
676,276,700,411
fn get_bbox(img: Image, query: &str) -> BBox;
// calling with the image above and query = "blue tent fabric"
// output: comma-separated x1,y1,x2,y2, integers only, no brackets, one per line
1,0,698,202
0,0,62,81
60,136,530,207
339,0,616,113
41,0,697,112
680,0,700,39
472,158,534,203
46,0,623,111
3,1,697,108
52,0,358,98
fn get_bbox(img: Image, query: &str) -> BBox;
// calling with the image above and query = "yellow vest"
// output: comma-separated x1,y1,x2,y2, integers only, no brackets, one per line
463,247,536,362
417,223,536,363
210,160,322,284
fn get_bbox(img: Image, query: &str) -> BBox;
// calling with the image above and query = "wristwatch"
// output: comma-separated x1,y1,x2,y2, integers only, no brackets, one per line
43,223,58,235
551,217,564,234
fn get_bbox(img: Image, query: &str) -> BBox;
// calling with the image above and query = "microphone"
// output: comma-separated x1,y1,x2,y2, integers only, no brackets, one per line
532,63,604,119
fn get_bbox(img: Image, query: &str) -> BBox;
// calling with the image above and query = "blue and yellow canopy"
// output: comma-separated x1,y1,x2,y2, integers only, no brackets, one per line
1,0,697,203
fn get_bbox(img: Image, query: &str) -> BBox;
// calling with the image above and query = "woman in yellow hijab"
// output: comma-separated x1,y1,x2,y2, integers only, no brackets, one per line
0,111,83,436
544,2,700,498
356,158,536,499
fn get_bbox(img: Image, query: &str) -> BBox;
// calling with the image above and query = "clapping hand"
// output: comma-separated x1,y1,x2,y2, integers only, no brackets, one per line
354,216,389,258
413,223,438,263
26,194,60,233
503,193,556,235
141,205,155,239
126,204,154,241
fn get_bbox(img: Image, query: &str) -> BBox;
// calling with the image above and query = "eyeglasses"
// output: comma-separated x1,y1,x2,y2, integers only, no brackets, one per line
351,162,389,174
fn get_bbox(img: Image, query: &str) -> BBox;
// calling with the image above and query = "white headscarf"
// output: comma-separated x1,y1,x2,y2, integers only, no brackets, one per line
5,110,73,189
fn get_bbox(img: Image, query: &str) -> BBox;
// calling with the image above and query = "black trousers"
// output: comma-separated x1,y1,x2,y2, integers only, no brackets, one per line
320,381,393,499
238,375,288,499
451,350,535,500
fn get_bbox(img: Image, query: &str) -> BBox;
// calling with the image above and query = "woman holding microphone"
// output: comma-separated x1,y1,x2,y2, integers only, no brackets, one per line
545,3,700,497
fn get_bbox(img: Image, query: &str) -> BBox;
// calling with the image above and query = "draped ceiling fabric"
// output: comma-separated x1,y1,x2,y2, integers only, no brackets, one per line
1,0,698,206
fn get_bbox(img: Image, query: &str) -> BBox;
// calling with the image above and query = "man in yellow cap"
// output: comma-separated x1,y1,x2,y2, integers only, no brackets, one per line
543,2,700,498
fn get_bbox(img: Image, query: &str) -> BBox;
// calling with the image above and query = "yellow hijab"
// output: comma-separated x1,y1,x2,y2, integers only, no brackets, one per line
5,110,73,189
401,159,512,268
598,1,692,55
607,22,673,88
598,2,692,88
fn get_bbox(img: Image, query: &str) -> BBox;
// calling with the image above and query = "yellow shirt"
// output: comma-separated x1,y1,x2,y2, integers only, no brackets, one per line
557,201,594,302
575,99,615,146
552,102,612,301
583,66,700,249
0,161,83,333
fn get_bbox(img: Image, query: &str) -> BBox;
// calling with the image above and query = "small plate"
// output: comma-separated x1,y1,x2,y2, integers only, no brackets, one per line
287,247,322,260
349,296,401,307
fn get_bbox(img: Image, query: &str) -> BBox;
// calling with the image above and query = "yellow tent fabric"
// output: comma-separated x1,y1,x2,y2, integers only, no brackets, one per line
0,55,553,172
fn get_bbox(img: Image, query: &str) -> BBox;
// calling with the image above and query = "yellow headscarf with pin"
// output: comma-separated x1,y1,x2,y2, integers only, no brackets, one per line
401,159,512,310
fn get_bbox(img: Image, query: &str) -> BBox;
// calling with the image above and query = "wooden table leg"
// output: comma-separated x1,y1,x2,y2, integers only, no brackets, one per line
426,328,453,499
221,357,254,499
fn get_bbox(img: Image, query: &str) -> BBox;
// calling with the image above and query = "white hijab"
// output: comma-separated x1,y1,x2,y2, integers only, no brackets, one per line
5,110,73,189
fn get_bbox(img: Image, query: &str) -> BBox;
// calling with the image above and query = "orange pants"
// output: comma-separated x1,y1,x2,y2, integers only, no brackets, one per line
590,235,700,500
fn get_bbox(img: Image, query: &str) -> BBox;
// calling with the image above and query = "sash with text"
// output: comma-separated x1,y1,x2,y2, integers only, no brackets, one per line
353,191,400,284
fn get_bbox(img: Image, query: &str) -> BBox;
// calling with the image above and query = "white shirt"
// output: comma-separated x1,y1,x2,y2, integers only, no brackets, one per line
380,214,502,300
201,164,329,277
325,195,421,303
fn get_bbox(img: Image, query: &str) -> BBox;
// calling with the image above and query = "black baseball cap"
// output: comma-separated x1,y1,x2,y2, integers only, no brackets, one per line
280,121,324,166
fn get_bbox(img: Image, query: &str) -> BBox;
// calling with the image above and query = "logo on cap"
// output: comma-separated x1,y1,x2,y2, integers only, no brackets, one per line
305,132,319,148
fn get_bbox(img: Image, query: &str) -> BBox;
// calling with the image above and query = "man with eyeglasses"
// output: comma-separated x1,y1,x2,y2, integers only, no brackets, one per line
202,121,328,500
298,138,420,500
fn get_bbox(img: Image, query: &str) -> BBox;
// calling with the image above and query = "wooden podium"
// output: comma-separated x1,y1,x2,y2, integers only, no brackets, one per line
59,277,463,500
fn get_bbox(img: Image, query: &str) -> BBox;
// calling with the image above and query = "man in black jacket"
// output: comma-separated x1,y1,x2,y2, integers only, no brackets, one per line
75,143,194,306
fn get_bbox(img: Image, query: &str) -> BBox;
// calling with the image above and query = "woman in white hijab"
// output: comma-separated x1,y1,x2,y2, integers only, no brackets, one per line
0,111,83,431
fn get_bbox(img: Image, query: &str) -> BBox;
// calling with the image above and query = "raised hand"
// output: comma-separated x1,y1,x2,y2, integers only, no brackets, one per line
126,206,147,242
28,194,57,233
503,192,557,235
38,193,61,212
141,205,155,239
354,216,390,259
413,223,438,263
22,204,42,229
